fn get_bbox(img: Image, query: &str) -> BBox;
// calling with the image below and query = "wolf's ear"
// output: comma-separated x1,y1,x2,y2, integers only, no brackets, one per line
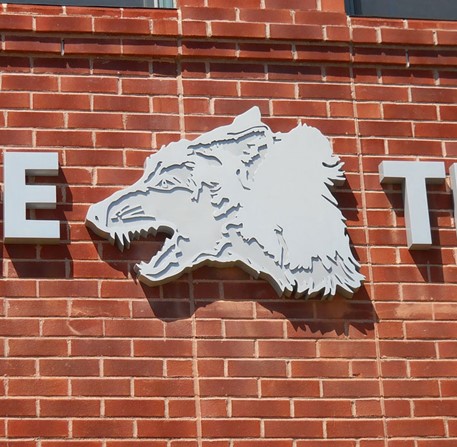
232,106,262,127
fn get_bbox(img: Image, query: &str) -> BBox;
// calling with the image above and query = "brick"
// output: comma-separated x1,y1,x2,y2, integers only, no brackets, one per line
415,122,457,138
359,120,413,137
327,420,384,438
232,399,290,417
265,420,323,437
7,299,67,317
104,359,163,376
40,399,100,417
0,359,36,377
295,399,352,417
71,299,130,317
387,419,445,437
35,17,92,33
383,379,440,397
8,419,68,438
0,15,33,30
239,43,293,61
64,38,121,56
270,24,322,40
5,36,61,54
71,379,130,397
8,111,64,128
8,378,68,396
123,39,178,57
181,21,207,37
261,379,320,397
353,47,406,65
412,87,457,103
197,340,255,358
134,340,192,357
61,76,118,93
182,6,236,21
168,398,196,417
356,85,409,102
34,93,91,111
437,30,457,46
0,319,39,336
381,29,434,45
34,57,90,74
71,339,131,356
73,420,134,438
291,360,349,377
273,100,327,117
94,17,150,34
352,27,378,44
408,49,457,67
40,359,100,376
138,420,197,438
68,112,124,130
228,359,287,377
415,399,457,417
93,95,149,112
201,420,260,438
183,79,238,97
135,379,194,397
211,22,266,39
200,378,257,397
9,339,68,357
0,399,36,417
105,319,163,337
105,398,164,417
406,322,457,340
152,18,179,35
323,379,380,397
93,59,149,76
319,341,376,358
125,114,180,131
36,130,93,148
300,83,352,99
3,74,58,91
35,16,92,33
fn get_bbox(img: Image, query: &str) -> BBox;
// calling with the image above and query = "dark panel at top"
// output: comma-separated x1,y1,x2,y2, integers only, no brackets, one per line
346,0,457,20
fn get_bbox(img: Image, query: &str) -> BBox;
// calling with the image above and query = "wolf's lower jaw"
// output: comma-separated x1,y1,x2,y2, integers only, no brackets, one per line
110,227,156,252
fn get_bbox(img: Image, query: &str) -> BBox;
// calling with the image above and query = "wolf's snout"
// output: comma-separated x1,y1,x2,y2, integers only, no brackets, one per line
86,204,106,234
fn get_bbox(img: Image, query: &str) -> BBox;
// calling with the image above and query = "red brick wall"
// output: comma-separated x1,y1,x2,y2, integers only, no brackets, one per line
1,0,457,445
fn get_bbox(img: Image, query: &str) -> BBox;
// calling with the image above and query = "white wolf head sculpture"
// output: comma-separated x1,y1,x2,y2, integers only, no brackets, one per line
86,107,364,299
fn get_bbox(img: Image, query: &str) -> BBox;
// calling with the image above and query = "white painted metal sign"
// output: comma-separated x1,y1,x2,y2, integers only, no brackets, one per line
85,107,364,298
3,151,59,244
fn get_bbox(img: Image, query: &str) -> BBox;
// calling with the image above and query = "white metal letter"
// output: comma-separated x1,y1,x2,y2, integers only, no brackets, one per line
4,151,60,244
379,161,445,250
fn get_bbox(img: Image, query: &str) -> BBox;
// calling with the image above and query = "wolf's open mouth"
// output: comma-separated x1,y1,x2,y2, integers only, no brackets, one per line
109,227,156,251
109,224,175,252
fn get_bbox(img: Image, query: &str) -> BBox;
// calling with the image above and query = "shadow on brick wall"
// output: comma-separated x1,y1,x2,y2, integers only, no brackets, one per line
140,278,378,338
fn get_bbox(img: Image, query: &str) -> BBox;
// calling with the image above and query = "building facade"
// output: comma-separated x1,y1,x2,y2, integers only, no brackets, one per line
1,0,457,445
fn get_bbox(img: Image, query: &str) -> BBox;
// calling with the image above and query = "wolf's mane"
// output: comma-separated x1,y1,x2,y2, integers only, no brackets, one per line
183,111,363,298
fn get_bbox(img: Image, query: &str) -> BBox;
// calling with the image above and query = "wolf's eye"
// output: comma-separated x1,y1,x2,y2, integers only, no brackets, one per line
159,178,175,189
151,175,183,191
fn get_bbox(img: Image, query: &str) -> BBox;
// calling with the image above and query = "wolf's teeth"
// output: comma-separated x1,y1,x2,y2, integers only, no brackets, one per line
115,233,125,251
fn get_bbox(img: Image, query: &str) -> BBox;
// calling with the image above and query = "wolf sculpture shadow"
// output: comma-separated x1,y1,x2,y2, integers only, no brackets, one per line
86,107,364,299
